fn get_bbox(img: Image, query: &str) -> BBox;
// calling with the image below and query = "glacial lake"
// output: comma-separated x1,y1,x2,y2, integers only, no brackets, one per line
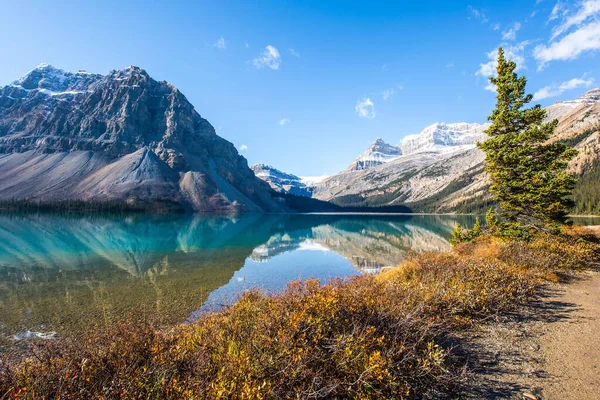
0,213,598,345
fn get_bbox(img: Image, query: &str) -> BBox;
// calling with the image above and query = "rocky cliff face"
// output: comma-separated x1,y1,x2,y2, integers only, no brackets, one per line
0,64,282,212
250,164,312,197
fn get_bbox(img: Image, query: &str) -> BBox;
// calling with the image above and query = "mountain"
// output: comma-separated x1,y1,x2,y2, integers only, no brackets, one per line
311,121,489,210
399,122,488,155
347,138,402,171
312,88,600,214
0,64,283,212
250,164,312,197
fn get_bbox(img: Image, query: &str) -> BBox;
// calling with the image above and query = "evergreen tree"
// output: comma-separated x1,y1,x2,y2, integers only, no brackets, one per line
450,223,464,246
477,48,577,231
485,208,498,231
470,217,482,239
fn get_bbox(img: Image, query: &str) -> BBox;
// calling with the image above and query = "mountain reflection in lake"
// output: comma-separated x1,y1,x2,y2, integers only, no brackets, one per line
0,213,478,343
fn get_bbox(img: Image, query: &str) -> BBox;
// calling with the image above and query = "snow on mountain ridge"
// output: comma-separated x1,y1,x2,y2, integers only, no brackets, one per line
10,64,103,94
348,138,403,171
251,164,313,197
400,122,489,155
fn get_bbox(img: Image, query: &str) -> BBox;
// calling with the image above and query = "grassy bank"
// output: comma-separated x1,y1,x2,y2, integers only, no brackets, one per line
1,228,598,399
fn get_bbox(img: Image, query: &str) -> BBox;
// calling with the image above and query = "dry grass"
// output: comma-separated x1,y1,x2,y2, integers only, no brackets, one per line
1,229,598,399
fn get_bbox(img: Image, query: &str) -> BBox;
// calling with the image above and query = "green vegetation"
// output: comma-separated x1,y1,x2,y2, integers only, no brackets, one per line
0,48,595,400
572,158,600,215
0,199,185,214
1,228,597,398
477,47,577,231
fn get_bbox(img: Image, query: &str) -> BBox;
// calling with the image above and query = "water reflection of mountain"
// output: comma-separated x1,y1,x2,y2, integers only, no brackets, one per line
0,213,475,342
192,214,474,316
246,215,468,274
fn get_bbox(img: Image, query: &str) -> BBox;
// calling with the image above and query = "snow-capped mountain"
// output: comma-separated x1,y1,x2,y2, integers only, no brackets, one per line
312,87,600,213
0,64,284,213
400,122,488,155
250,164,312,197
7,63,102,97
545,87,600,120
347,138,402,171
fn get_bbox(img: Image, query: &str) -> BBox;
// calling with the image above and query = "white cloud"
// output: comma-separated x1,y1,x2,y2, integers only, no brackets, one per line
550,0,600,40
213,37,226,50
245,42,250,48
279,118,291,125
355,98,376,119
253,45,282,70
533,76,595,100
484,82,497,92
476,41,529,78
467,5,489,23
288,48,300,57
382,89,395,100
492,23,501,31
534,21,600,67
502,22,522,40
239,144,248,151
548,1,564,21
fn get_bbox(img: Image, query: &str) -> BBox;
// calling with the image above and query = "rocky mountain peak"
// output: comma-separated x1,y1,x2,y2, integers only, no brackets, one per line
0,64,284,213
251,163,313,197
573,87,600,105
11,64,103,93
400,122,488,155
348,138,402,171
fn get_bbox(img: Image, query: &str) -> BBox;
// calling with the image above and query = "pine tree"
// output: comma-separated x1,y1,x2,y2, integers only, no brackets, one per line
450,223,464,246
477,48,577,231
470,217,482,238
485,208,498,231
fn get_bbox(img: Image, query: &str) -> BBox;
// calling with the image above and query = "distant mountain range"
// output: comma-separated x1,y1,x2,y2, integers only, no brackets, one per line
252,88,600,214
0,64,284,212
250,164,313,197
1,64,598,214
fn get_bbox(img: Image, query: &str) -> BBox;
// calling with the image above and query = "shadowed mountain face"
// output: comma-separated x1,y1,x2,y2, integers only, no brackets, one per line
0,213,479,342
0,64,281,212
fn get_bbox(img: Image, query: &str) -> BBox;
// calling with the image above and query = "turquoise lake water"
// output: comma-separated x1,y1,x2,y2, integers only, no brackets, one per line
0,213,597,343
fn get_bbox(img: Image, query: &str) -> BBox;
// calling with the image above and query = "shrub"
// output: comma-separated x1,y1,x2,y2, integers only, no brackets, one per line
1,231,598,399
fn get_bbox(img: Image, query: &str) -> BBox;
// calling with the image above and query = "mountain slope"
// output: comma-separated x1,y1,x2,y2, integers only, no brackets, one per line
311,89,599,214
311,122,489,210
0,64,282,212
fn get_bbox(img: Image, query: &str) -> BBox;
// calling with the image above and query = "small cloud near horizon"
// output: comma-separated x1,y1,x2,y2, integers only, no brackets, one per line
239,144,248,151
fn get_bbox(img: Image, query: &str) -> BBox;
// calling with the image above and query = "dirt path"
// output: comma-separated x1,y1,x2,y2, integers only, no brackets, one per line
464,270,600,399
539,271,600,399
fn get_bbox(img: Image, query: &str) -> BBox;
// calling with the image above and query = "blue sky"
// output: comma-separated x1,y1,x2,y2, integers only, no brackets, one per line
0,0,599,176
